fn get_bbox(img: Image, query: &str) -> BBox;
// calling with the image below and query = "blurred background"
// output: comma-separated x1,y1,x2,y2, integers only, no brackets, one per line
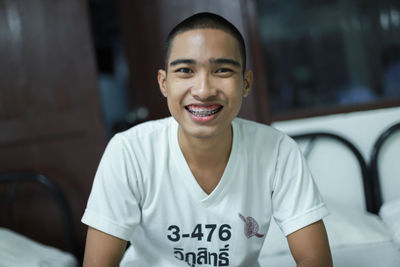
0,0,399,263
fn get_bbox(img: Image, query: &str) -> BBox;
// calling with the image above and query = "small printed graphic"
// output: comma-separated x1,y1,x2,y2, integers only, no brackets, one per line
238,213,265,238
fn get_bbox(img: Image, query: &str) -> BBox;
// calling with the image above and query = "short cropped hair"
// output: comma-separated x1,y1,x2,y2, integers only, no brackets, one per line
164,12,246,72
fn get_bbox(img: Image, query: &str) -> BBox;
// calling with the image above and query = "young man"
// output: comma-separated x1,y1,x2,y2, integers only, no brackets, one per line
82,12,332,267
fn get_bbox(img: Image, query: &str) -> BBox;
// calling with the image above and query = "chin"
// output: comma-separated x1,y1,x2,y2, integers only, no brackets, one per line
185,127,218,139
182,122,231,140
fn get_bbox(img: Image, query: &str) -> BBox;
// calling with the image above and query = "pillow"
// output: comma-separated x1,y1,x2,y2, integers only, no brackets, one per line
380,199,400,245
261,206,392,256
0,227,78,267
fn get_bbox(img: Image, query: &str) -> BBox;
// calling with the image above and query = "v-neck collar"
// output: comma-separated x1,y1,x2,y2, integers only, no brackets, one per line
169,118,240,205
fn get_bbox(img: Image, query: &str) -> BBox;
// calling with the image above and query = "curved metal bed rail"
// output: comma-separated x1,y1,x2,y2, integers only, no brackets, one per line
370,121,400,211
290,132,376,213
0,171,77,257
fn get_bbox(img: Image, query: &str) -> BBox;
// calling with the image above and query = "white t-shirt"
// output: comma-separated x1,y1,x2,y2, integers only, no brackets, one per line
82,117,328,267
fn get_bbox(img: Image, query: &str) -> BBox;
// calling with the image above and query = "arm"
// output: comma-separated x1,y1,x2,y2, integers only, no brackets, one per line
287,220,333,267
83,226,127,267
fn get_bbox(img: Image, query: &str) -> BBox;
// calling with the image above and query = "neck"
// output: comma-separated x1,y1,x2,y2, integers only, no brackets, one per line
178,126,233,169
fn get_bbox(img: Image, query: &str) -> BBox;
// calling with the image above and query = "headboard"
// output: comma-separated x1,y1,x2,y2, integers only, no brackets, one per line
370,121,400,211
291,132,376,213
0,172,77,257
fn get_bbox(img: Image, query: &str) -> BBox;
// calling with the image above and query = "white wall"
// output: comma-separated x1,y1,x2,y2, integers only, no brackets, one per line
272,106,400,209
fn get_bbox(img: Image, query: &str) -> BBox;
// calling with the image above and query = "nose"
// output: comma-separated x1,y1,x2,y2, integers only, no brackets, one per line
191,72,217,100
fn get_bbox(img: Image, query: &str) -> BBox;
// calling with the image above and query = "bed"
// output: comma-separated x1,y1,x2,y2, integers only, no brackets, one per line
258,131,400,266
371,121,400,247
2,125,399,267
0,172,79,267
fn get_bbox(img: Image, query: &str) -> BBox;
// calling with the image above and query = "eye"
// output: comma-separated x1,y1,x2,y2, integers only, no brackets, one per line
176,68,193,74
215,68,235,77
216,68,233,73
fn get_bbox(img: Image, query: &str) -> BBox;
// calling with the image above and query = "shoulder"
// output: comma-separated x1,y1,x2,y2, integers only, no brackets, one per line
233,118,299,157
233,117,288,144
116,117,173,141
104,117,174,159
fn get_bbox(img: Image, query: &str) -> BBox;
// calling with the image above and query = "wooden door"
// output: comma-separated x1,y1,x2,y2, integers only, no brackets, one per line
0,0,106,260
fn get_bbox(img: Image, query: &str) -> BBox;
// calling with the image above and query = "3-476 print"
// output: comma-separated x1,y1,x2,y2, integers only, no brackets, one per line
167,224,232,242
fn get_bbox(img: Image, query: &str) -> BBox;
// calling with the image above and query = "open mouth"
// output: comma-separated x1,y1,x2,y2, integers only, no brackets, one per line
185,104,223,117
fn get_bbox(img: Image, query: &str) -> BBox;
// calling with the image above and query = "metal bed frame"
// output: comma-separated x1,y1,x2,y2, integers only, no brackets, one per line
369,121,400,212
0,171,77,257
291,132,376,213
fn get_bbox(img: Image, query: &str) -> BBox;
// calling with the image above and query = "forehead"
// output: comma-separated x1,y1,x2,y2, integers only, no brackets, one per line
168,28,242,64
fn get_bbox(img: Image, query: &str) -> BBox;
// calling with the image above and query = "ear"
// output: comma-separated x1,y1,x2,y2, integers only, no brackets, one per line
158,69,167,97
243,70,253,97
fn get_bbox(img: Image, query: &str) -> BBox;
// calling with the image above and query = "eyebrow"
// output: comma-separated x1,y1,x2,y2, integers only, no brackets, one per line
169,58,241,68
169,59,196,67
210,58,241,68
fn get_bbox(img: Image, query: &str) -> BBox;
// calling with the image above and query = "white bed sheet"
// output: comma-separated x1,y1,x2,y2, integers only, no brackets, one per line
0,227,78,267
259,241,400,267
380,199,400,245
259,205,400,266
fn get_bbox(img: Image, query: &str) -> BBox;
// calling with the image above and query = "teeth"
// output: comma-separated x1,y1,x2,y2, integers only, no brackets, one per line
186,105,222,117
190,109,219,117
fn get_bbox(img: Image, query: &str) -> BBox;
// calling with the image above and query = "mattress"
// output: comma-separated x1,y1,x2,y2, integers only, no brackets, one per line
259,205,400,266
260,241,400,267
0,227,78,267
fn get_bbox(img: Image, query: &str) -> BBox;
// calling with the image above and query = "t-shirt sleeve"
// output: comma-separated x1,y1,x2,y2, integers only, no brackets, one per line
271,135,328,236
81,134,142,241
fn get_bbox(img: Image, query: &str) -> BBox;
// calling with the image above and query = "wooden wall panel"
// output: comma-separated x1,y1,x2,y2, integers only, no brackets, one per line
116,1,168,120
0,0,106,260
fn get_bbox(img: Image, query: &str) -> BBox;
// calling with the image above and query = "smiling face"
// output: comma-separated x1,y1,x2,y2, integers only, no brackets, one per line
158,28,252,142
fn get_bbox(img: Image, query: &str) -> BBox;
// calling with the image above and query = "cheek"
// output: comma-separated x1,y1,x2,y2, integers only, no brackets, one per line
222,75,244,88
166,79,190,95
165,89,184,114
224,80,245,99
166,98,180,118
